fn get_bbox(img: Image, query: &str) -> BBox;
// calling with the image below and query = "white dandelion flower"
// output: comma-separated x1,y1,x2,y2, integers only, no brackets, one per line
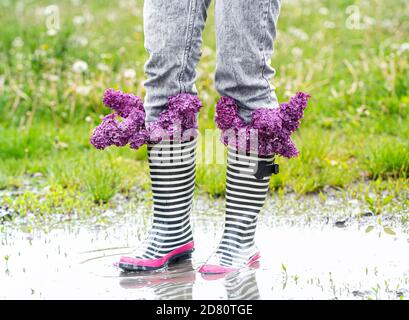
73,16,85,25
97,63,110,72
398,43,409,54
123,68,136,80
72,60,88,73
291,47,303,57
12,37,24,48
75,85,92,96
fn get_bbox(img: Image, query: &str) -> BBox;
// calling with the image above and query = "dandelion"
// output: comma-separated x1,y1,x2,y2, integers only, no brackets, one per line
73,16,85,25
12,37,24,48
72,60,88,73
363,16,375,27
83,12,94,23
398,43,409,54
44,74,59,82
75,85,92,96
34,48,47,57
291,47,303,57
97,63,110,72
47,29,58,37
319,7,329,15
288,27,309,41
357,105,370,117
72,36,89,47
123,68,136,80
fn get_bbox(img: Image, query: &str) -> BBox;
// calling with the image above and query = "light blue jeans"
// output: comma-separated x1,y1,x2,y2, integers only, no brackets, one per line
143,0,281,123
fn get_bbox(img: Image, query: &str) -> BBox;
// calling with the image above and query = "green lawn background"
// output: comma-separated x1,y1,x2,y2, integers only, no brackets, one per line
0,0,408,215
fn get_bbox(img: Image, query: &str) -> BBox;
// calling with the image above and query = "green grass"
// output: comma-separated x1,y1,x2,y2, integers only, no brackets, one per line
0,0,408,215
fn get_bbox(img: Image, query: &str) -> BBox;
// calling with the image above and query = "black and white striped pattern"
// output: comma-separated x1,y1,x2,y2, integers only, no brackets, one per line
225,269,260,300
152,278,194,300
132,137,197,260
206,147,274,269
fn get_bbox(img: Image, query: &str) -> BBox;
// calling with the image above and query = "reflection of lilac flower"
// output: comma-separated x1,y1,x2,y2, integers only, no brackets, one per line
215,92,311,157
90,89,202,150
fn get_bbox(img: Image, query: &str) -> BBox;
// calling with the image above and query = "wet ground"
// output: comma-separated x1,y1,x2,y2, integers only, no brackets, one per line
1,192,409,300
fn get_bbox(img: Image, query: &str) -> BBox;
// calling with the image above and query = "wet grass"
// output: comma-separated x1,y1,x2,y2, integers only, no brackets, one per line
0,0,408,215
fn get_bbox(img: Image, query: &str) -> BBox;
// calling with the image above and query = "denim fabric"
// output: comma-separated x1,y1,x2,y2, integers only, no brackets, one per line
143,0,281,123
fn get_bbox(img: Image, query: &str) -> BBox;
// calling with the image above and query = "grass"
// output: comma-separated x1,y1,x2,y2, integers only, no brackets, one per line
0,0,408,215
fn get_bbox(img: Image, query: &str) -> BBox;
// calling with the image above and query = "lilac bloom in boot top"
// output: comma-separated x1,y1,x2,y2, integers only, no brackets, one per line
215,92,311,158
90,89,202,149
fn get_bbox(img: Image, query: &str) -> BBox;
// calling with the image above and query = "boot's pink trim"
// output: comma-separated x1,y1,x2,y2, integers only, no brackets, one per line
119,241,194,268
198,252,261,274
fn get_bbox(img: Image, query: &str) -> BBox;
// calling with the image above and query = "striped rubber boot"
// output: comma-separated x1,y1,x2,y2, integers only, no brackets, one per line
199,146,278,274
119,137,197,271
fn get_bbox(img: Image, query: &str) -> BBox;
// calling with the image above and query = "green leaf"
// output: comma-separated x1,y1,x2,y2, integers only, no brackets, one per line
383,227,396,236
382,195,394,206
365,195,375,206
365,225,375,233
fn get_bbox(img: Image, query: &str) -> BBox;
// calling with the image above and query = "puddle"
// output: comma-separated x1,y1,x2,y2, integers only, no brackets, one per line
1,194,409,299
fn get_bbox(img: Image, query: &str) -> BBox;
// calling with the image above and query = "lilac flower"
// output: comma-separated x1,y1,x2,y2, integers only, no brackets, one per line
90,89,147,150
215,92,311,158
130,129,149,149
102,88,143,118
90,114,122,150
90,89,203,150
148,93,202,143
215,97,246,130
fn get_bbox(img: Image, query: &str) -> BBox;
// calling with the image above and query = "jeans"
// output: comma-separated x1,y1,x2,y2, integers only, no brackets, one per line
143,0,281,123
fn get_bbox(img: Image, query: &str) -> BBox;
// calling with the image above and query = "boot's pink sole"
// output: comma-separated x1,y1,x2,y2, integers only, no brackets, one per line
119,241,194,272
198,252,261,275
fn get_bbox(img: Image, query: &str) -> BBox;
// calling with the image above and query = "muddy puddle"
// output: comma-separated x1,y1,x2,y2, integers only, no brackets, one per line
1,193,409,300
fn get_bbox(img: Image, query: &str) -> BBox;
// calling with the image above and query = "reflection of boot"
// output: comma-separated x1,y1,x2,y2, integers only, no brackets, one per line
120,260,196,300
200,262,261,300
224,267,261,300
119,138,197,272
200,147,276,274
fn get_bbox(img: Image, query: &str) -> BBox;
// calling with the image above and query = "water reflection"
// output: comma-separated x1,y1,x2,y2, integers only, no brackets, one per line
1,194,409,299
201,262,261,300
119,260,196,300
118,259,261,300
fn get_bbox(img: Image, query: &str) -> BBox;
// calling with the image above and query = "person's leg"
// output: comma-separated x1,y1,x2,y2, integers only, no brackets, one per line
119,0,211,271
200,0,282,273
143,0,212,123
199,146,276,273
214,0,281,122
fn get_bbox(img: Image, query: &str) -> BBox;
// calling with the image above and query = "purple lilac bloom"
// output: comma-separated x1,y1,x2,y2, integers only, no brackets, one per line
215,92,311,158
102,88,144,118
90,89,203,150
147,93,202,143
90,89,147,150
